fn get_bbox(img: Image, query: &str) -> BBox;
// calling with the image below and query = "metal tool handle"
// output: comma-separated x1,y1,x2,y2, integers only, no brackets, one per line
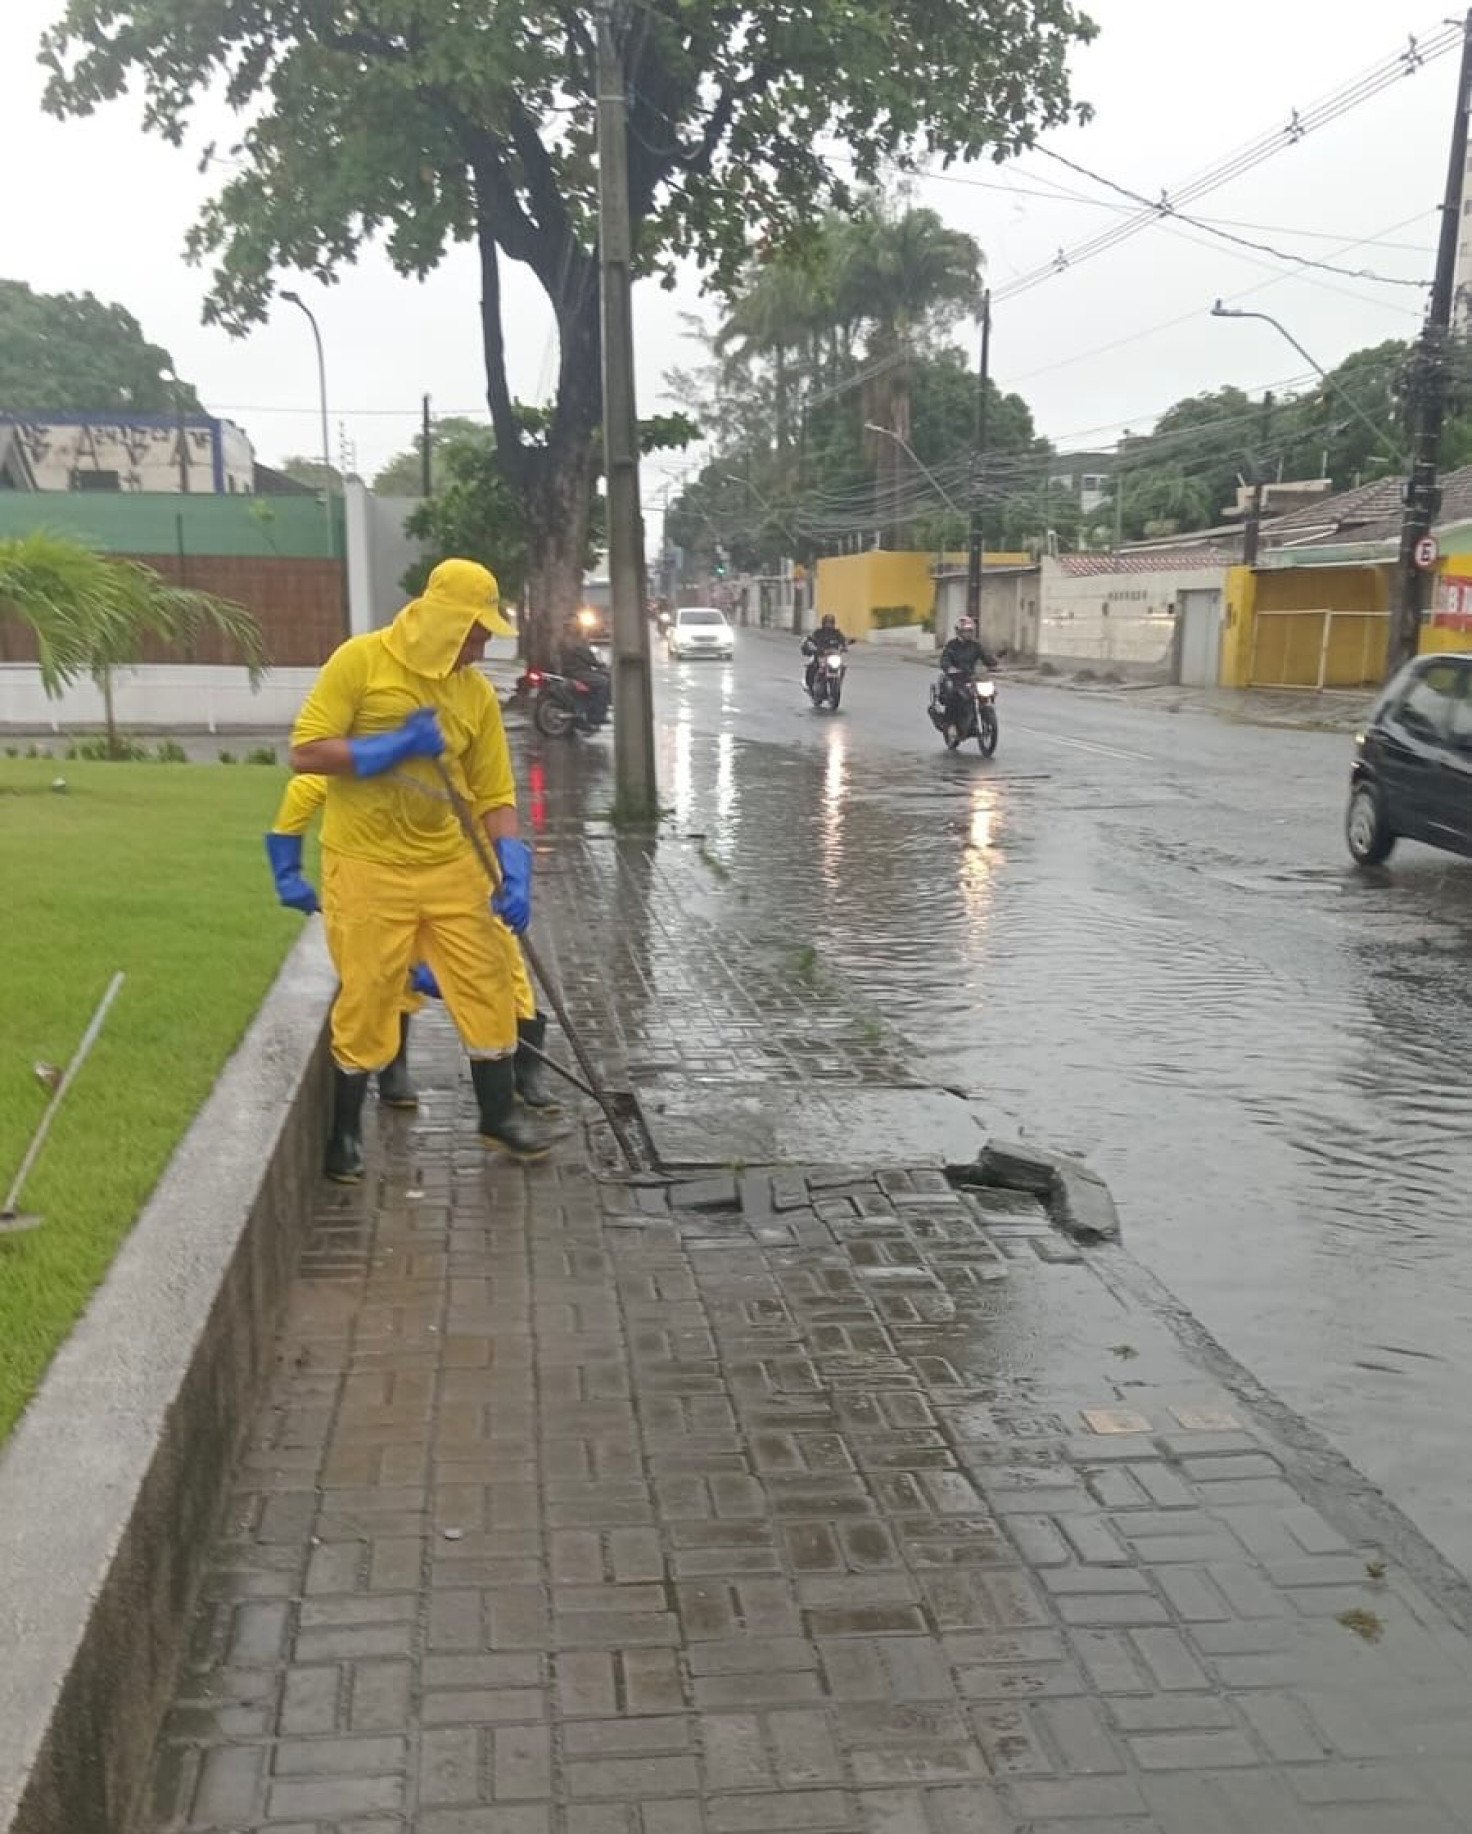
425,759,641,1166
3,970,126,1216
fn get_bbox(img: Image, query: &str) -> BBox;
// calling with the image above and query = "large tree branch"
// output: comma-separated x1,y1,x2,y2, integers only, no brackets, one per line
556,5,597,86
475,221,528,476
626,59,780,225
464,134,545,269
505,99,574,240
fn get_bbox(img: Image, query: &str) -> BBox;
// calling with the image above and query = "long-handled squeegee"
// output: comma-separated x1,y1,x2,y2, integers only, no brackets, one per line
425,758,641,1168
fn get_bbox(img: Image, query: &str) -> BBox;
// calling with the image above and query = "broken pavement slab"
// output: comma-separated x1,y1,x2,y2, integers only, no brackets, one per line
958,1138,1122,1245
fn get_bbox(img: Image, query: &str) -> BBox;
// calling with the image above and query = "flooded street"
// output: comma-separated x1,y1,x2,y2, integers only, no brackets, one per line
560,629,1472,1575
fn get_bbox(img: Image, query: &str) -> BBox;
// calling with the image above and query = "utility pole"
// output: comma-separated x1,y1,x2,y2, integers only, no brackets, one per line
596,0,658,819
421,394,433,497
965,289,991,624
1390,9,1472,675
1242,391,1274,568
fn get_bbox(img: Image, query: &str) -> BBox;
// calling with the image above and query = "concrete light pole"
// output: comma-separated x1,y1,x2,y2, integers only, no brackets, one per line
281,290,336,561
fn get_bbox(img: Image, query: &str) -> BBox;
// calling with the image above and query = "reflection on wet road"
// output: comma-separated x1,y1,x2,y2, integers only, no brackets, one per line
565,628,1472,1577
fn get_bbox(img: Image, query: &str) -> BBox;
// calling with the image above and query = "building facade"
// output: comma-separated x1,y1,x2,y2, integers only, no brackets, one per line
0,412,256,494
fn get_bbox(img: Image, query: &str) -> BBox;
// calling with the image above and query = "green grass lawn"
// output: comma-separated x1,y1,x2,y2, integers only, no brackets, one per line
0,758,305,1440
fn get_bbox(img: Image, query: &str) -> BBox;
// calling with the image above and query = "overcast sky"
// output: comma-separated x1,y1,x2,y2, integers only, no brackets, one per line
0,0,1455,521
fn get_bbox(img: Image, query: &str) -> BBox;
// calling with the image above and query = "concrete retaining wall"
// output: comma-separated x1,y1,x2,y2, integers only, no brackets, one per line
0,927,336,1834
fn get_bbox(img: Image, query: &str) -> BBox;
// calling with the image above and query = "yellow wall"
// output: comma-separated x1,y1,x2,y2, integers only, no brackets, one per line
814,551,1031,638
1222,562,1390,688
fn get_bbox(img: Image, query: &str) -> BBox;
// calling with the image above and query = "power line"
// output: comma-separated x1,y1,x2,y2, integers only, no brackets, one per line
1036,147,1430,290
1005,210,1438,387
990,22,1461,305
823,144,1437,255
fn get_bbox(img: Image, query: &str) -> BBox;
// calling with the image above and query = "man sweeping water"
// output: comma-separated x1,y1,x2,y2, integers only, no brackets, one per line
288,557,558,1180
264,771,563,1120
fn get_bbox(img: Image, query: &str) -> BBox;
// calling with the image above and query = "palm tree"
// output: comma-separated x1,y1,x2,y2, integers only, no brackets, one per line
716,256,835,462
707,194,985,549
0,530,266,755
832,198,983,545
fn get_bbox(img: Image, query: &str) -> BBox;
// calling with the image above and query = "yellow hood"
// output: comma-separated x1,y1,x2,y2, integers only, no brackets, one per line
381,558,516,679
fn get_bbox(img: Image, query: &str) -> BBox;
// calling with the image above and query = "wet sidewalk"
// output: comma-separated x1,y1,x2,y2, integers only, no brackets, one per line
147,819,1472,1834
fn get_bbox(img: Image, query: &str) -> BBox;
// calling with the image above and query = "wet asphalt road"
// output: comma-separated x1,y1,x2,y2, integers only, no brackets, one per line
611,627,1472,1579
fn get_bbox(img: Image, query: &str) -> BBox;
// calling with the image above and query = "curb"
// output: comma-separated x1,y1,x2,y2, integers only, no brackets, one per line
0,927,336,1834
951,1139,1122,1245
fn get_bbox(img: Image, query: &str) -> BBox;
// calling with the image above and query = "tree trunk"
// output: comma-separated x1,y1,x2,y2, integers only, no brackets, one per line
522,440,598,668
474,211,602,670
101,666,118,758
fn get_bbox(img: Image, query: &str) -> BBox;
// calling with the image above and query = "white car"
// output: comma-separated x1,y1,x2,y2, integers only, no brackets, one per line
667,605,734,660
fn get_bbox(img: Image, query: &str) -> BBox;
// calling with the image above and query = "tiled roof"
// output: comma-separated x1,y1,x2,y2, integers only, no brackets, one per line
1262,465,1472,549
1056,549,1238,576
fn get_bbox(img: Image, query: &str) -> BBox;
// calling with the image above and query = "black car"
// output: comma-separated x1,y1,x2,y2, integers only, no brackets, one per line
1346,653,1472,866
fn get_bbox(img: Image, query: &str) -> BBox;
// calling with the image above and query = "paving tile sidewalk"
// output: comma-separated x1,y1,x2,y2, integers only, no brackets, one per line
146,828,1472,1834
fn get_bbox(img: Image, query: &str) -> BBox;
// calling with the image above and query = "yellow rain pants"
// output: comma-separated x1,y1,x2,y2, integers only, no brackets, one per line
322,851,521,1072
271,773,536,1025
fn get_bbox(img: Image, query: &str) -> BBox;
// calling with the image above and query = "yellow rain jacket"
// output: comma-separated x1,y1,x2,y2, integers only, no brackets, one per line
290,558,518,867
268,769,537,1026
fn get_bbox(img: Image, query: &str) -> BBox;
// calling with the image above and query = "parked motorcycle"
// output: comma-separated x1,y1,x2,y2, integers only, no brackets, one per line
802,644,848,711
520,667,611,738
928,671,999,756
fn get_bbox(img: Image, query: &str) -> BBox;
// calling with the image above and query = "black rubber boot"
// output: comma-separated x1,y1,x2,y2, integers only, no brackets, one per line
471,1056,559,1161
515,1012,563,1115
325,1068,370,1183
376,1015,418,1110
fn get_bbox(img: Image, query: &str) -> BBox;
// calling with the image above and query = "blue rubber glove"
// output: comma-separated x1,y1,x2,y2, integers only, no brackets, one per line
492,836,533,934
409,963,441,999
264,832,320,914
349,707,444,779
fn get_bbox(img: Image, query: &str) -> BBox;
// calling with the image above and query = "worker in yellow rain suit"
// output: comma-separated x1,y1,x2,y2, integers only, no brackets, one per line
263,772,562,1117
288,557,558,1181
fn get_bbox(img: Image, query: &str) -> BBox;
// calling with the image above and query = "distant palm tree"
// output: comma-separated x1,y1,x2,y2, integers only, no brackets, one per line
716,257,835,461
0,530,266,755
712,195,984,546
834,199,983,357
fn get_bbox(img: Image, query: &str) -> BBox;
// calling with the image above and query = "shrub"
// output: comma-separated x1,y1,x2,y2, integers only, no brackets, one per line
871,604,920,631
65,735,150,762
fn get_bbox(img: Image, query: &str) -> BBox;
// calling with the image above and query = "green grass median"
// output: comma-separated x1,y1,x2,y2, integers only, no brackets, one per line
0,758,304,1440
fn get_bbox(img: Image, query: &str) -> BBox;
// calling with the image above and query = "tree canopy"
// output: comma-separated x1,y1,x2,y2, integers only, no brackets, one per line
372,416,488,496
278,456,347,491
0,279,202,414
40,0,1093,657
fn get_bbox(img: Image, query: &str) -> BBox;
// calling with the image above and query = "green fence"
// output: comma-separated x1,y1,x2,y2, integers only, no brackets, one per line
0,490,344,559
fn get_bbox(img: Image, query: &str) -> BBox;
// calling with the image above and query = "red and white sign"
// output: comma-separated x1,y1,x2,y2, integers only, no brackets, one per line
1414,535,1440,571
1433,573,1472,633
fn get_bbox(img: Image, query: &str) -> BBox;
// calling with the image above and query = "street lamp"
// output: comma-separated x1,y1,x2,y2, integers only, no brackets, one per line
863,422,964,517
280,289,336,559
722,472,776,515
1210,302,1403,462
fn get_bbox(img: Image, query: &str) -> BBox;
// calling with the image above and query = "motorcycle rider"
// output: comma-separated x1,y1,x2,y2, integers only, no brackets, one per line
558,614,612,724
936,615,998,736
801,613,849,695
